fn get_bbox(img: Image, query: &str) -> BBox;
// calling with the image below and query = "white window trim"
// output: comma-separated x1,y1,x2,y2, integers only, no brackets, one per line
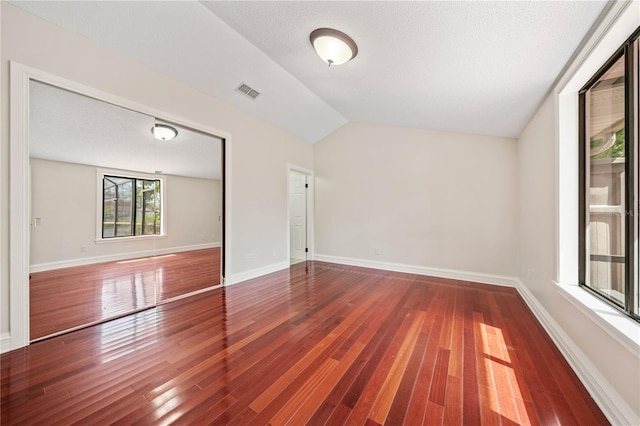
554,280,640,355
555,0,640,354
95,168,167,242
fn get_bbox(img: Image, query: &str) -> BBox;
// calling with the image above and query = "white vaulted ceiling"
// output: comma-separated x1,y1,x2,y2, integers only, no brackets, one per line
205,1,609,139
12,1,610,142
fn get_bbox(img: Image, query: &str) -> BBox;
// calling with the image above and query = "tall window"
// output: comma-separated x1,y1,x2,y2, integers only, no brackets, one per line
579,29,639,320
102,175,162,238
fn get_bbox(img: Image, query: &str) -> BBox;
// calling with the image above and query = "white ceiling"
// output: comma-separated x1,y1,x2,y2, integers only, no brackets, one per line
30,81,223,180
12,1,609,142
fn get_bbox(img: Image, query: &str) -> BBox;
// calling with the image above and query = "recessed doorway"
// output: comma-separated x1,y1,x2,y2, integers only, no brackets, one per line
288,166,313,266
28,81,225,341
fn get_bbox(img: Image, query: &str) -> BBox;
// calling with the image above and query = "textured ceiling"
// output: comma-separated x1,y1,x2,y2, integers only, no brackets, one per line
30,81,223,180
204,1,610,139
12,1,609,142
10,1,346,143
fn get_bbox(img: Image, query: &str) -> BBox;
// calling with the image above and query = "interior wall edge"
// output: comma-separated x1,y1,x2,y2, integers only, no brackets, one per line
513,278,639,426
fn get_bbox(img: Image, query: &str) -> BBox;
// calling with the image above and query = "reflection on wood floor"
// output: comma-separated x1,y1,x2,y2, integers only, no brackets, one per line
5,261,608,425
29,247,221,340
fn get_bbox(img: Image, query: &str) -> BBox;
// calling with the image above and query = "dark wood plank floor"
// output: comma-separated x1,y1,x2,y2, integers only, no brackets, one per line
5,261,608,425
30,247,221,340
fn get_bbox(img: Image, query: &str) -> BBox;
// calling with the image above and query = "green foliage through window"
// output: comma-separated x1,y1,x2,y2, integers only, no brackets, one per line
590,128,625,159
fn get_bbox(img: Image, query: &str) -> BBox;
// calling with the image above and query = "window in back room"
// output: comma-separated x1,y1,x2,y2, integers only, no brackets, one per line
102,174,162,239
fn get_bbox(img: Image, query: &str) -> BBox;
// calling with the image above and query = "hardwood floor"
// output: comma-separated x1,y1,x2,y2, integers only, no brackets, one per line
29,248,221,340
4,261,607,425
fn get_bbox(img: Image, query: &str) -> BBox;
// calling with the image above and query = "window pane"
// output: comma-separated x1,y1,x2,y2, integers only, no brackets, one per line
135,179,160,235
103,179,116,238
154,181,161,233
135,180,143,235
115,178,133,237
585,54,626,306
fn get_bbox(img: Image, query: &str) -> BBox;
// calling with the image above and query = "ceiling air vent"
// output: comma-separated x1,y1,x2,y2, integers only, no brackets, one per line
235,82,260,100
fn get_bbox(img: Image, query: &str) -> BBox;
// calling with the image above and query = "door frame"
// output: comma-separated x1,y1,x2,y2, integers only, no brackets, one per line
4,61,232,352
286,164,314,263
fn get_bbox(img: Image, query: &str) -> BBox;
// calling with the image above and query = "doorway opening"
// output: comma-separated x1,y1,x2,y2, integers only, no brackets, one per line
6,62,230,350
288,166,313,266
27,82,226,341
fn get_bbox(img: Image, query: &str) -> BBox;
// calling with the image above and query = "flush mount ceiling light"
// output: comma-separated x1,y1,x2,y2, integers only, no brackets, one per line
151,123,178,141
310,28,358,66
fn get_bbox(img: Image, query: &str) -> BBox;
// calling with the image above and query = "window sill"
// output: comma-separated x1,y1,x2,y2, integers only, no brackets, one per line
553,281,640,356
95,234,168,244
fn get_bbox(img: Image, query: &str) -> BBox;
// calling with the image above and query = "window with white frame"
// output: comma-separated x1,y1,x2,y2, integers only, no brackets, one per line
579,28,639,320
100,173,163,239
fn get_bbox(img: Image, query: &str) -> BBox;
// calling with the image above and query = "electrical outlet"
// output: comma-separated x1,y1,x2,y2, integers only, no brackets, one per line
80,246,87,253
374,248,381,255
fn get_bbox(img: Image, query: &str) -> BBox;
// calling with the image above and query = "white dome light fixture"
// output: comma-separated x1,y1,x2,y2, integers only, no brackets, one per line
310,28,358,67
151,123,178,141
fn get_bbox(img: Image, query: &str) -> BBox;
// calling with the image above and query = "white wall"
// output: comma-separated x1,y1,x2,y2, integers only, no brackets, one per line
163,172,222,252
517,97,556,305
29,158,221,268
515,2,640,423
314,122,518,278
518,91,640,424
1,4,313,340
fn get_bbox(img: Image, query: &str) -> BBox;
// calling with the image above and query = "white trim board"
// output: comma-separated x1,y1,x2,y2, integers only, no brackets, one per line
554,282,640,357
313,254,519,288
514,279,639,426
0,333,13,355
29,242,221,273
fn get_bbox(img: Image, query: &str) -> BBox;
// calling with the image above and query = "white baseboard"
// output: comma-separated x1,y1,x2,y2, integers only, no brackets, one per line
225,260,290,286
1,332,15,354
30,242,221,273
313,254,519,288
514,279,638,426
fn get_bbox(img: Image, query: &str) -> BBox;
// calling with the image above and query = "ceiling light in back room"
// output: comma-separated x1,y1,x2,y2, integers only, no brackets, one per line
310,28,358,66
151,123,178,141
